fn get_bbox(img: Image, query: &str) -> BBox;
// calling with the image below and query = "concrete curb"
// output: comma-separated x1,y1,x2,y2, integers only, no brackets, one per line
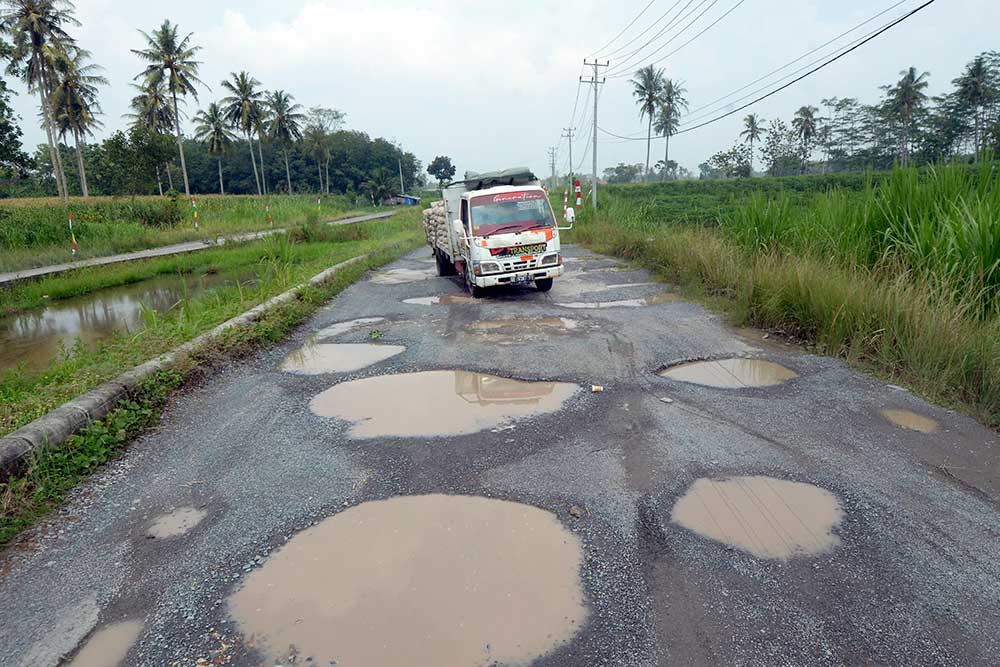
0,252,372,479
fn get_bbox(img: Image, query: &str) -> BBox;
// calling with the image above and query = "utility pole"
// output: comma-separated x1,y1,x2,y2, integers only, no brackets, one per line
581,59,608,210
398,158,405,195
546,146,558,191
561,127,575,182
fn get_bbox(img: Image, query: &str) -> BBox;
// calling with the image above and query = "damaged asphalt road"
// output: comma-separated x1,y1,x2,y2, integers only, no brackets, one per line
1,246,998,666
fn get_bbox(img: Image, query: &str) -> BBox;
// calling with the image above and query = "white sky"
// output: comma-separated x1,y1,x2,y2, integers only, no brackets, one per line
8,0,999,178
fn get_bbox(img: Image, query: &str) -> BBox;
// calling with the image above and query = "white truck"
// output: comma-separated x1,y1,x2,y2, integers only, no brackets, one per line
424,168,568,298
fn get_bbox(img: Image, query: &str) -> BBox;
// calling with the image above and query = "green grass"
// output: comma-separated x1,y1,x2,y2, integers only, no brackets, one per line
0,210,423,437
0,237,418,546
0,193,370,272
568,165,1000,430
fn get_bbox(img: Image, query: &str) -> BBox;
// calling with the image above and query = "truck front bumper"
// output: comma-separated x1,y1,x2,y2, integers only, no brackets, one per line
475,264,564,288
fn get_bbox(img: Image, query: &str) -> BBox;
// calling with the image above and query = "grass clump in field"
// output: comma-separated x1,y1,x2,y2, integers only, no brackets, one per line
0,210,423,436
0,193,365,272
570,163,1000,429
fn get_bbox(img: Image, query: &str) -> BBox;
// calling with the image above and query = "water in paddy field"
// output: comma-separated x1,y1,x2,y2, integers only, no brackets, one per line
227,494,587,666
0,270,256,375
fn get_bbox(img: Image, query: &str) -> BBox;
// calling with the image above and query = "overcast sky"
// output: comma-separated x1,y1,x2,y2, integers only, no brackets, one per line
7,0,999,180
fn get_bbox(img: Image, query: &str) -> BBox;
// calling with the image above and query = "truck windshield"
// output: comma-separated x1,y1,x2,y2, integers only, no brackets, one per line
470,191,555,236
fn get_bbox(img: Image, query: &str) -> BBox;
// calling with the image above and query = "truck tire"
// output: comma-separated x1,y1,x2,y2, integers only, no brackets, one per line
470,284,487,299
535,278,554,292
435,250,455,276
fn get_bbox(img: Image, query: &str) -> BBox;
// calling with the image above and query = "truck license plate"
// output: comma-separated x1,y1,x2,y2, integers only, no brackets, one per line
513,273,531,284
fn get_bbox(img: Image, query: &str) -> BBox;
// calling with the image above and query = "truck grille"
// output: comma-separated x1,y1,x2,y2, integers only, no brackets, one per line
501,258,538,272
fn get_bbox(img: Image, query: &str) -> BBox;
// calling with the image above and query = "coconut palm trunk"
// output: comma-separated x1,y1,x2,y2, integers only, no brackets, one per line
663,132,670,180
257,136,268,195
247,133,261,195
155,165,164,195
324,160,331,194
73,131,89,197
283,147,292,194
38,71,67,199
217,157,225,194
316,161,323,192
645,116,652,178
170,90,191,195
165,162,174,190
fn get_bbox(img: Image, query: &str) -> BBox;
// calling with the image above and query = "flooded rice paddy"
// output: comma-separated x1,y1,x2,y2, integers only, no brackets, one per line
309,370,579,438
228,494,587,666
671,476,844,560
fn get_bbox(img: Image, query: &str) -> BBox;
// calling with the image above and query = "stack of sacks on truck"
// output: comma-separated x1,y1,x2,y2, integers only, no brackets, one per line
422,200,447,248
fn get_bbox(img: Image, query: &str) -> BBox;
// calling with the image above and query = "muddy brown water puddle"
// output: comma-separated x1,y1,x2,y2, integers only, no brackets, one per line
403,294,475,306
314,316,385,339
881,408,939,433
228,494,586,666
309,370,578,437
660,358,798,388
465,317,579,344
371,268,437,284
146,507,207,539
556,292,679,309
672,476,843,560
0,270,255,374
280,343,405,374
65,619,143,667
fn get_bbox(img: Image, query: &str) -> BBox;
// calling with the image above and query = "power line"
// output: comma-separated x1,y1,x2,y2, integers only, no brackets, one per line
581,60,609,208
674,0,938,135
607,0,749,78
588,0,659,59
600,0,687,60
606,0,714,76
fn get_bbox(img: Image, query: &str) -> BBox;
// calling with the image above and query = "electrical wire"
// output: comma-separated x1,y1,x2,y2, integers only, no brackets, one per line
587,0,659,59
606,0,704,72
600,0,688,60
607,0,749,78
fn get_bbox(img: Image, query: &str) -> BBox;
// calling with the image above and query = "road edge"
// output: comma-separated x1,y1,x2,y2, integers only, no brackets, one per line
0,251,375,479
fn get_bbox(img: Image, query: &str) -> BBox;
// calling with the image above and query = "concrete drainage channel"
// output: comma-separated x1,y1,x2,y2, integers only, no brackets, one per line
0,252,376,479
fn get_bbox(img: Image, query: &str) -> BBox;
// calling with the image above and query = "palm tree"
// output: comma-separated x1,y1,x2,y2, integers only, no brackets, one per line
653,78,687,180
1,0,79,199
954,56,992,161
125,78,177,193
266,90,305,194
890,67,929,166
252,103,269,195
792,105,818,174
364,167,395,205
220,71,263,195
132,19,205,196
739,113,765,175
193,102,235,194
50,46,105,196
302,123,329,193
630,65,665,178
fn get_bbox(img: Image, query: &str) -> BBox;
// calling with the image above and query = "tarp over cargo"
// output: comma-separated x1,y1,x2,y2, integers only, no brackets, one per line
454,168,538,191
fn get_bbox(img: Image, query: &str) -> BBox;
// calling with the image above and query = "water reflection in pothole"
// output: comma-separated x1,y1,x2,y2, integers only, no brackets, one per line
659,358,798,388
371,268,437,284
280,343,405,374
146,507,206,539
228,495,587,666
672,476,843,560
881,408,939,433
465,317,580,344
403,294,475,306
309,370,578,437
314,317,385,339
66,620,143,667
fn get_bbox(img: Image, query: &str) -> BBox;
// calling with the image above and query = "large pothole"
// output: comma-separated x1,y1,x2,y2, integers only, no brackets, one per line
881,408,939,433
556,292,680,309
659,358,798,388
309,370,578,437
671,476,843,560
371,268,436,284
228,495,587,665
280,343,405,374
65,620,142,667
146,507,206,539
464,317,580,344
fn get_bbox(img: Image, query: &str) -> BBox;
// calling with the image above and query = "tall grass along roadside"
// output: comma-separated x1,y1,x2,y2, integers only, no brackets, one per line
570,163,999,429
0,193,363,272
0,210,423,437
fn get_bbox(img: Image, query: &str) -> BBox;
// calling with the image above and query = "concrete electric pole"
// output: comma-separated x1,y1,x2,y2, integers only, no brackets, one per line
561,127,576,181
547,146,558,191
581,59,608,210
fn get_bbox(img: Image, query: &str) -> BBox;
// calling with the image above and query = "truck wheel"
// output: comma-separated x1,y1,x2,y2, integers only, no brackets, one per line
535,278,554,292
435,250,455,276
470,284,487,299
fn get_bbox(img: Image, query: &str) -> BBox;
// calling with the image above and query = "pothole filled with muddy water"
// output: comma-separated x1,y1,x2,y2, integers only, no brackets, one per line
309,370,578,437
280,343,405,374
371,268,436,284
146,507,207,539
556,292,680,309
314,317,385,339
66,620,143,667
671,476,843,559
659,358,798,388
464,317,580,344
403,294,475,306
228,494,587,665
881,408,939,433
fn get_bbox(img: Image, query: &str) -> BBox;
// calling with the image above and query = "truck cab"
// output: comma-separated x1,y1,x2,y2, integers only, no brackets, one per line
434,169,566,298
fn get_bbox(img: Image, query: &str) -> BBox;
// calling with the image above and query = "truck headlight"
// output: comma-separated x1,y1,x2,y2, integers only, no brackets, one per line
474,261,501,276
540,253,560,266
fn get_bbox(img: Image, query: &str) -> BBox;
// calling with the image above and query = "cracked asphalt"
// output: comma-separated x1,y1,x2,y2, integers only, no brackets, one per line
1,245,998,666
